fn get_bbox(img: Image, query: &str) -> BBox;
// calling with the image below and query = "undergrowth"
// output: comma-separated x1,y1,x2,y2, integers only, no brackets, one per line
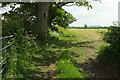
3,21,39,78
56,50,86,78
97,26,120,69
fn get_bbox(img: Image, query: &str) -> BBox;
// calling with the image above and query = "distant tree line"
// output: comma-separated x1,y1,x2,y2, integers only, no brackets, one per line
67,26,108,29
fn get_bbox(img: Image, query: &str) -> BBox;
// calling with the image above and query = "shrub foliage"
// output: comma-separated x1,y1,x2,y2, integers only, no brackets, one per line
98,26,120,68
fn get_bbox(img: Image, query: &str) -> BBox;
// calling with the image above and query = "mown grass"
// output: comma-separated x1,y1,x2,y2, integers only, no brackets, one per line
53,28,107,78
30,28,107,78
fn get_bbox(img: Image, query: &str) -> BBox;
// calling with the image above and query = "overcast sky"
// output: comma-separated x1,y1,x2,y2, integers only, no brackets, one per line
63,0,120,27
0,0,120,27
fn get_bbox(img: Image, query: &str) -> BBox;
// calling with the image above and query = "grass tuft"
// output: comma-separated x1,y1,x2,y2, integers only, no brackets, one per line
56,50,86,78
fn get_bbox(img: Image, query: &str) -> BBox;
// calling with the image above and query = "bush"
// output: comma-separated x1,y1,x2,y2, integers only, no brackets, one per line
4,27,39,78
98,26,120,68
51,25,65,33
104,26,120,50
3,20,39,78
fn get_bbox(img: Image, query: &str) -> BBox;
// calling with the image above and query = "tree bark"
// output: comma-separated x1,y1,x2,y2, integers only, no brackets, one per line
36,2,49,44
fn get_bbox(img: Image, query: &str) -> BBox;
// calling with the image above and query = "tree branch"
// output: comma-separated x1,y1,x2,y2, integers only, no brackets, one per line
57,2,74,8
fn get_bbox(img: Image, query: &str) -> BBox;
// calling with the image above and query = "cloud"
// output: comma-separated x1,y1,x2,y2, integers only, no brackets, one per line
0,6,11,14
63,0,120,26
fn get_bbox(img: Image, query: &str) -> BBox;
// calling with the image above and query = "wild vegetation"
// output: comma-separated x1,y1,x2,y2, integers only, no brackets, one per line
1,1,120,79
2,23,120,79
1,2,93,78
97,26,120,69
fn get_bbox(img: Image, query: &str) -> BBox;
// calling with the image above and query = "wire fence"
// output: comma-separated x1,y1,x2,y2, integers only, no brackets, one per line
0,35,13,78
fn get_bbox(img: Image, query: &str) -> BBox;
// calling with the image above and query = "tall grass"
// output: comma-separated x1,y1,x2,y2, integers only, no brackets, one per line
3,28,39,78
56,50,86,78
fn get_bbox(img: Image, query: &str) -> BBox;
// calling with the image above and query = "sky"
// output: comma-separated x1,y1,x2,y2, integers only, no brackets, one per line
0,0,120,27
63,0,120,27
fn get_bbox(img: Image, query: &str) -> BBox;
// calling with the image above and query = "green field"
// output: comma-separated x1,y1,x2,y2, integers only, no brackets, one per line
56,29,108,78
32,29,109,78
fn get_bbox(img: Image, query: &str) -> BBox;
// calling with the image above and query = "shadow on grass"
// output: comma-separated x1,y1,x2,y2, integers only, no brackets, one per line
73,56,120,78
73,45,120,78
83,58,120,78
28,37,96,79
33,49,59,65
28,49,58,79
48,37,95,49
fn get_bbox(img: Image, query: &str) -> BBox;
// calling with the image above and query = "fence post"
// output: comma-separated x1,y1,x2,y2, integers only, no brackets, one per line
0,10,2,79
0,35,13,79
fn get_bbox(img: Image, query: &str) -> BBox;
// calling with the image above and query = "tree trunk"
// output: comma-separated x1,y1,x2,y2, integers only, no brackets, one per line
36,2,49,44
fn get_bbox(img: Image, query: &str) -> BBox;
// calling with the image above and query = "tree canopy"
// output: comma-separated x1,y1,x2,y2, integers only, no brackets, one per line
2,1,96,43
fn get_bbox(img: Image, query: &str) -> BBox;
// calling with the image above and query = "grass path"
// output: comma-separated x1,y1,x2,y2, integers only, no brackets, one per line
30,29,119,79
80,40,119,78
29,49,58,79
67,29,119,78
